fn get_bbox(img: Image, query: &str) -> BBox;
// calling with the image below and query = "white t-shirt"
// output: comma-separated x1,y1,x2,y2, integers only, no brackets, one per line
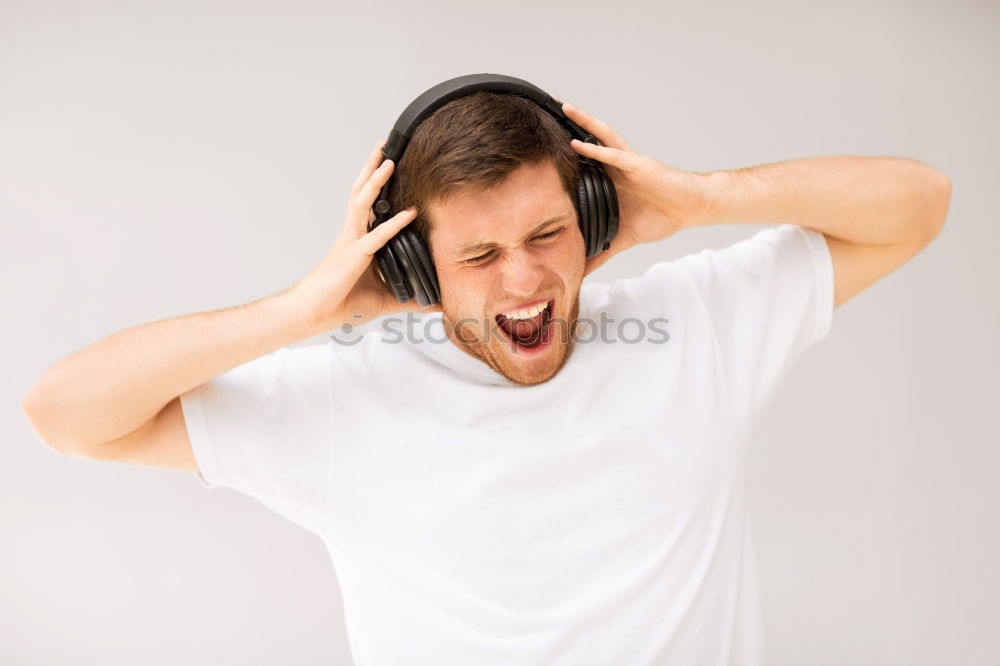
180,223,834,666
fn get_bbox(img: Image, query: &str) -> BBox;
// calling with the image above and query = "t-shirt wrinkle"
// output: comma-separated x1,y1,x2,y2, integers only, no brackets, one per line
178,223,834,666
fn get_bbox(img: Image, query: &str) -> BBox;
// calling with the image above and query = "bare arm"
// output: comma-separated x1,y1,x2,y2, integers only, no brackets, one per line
21,140,438,460
21,289,317,453
695,156,950,245
692,157,952,307
558,103,951,309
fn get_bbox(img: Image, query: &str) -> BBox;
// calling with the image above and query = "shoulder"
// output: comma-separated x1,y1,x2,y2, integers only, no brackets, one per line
581,258,699,320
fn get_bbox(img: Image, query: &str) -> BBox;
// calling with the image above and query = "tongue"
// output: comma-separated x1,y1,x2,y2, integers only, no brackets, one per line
502,309,545,345
511,318,540,339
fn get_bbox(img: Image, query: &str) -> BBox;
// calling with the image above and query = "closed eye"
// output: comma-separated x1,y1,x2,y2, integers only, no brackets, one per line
462,227,566,266
532,229,562,242
464,251,496,266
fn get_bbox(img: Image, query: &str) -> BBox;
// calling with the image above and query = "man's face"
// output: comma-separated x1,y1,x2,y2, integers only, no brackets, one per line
427,160,586,386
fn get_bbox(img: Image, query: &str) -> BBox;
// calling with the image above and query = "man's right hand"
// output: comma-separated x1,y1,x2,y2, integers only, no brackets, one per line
289,140,443,333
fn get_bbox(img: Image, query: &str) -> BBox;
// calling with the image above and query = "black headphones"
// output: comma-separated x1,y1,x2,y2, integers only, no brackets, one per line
367,73,620,307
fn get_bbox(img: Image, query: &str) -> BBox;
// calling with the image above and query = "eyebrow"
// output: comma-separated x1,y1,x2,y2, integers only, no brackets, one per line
450,211,573,259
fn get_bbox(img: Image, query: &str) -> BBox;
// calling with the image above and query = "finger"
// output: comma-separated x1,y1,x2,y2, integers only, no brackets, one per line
353,157,394,213
355,206,417,256
343,157,394,239
346,160,393,238
350,139,388,195
350,139,387,195
570,138,643,173
561,102,632,152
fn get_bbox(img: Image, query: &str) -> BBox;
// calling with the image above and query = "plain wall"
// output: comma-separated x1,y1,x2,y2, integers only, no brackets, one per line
3,0,997,663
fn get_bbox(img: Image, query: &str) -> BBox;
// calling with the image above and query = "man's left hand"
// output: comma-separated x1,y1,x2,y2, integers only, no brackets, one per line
560,101,715,275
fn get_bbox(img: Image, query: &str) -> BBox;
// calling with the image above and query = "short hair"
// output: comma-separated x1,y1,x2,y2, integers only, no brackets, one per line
385,91,580,251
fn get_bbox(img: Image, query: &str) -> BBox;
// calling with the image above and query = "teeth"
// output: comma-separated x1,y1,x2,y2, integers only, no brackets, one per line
502,301,549,320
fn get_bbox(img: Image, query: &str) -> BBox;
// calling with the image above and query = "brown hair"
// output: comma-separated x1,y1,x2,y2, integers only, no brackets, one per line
385,91,580,252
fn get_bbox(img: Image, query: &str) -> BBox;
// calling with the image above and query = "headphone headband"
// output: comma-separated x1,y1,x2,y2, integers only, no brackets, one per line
379,73,596,167
368,72,619,307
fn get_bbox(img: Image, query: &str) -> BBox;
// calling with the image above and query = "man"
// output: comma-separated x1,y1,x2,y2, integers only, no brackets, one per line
21,91,951,665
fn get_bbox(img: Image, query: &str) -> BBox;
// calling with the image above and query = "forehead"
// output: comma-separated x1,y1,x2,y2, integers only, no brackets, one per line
427,161,572,250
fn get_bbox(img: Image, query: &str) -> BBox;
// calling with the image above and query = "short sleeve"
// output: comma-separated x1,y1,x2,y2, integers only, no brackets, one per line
674,224,834,414
179,343,334,536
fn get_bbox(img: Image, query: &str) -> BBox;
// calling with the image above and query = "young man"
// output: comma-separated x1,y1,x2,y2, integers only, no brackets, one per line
21,92,950,665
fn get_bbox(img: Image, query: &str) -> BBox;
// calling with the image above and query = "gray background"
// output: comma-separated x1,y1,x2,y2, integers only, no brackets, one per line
3,0,997,664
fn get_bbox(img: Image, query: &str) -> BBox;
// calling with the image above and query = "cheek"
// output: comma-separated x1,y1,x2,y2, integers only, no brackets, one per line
557,228,587,269
565,223,586,252
437,268,488,316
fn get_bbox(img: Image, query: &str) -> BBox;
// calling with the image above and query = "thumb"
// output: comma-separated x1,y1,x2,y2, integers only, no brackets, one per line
356,207,419,256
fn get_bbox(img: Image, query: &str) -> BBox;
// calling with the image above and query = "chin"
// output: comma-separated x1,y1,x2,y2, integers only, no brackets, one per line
492,337,571,386
448,292,581,386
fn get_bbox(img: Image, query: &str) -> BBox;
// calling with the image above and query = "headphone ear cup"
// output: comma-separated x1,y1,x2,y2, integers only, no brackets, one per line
587,163,608,256
393,228,432,308
575,167,592,257
595,167,620,251
404,226,441,306
374,239,414,304
578,164,599,258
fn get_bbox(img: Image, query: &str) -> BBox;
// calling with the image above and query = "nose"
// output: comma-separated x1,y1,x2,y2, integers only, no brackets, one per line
499,248,545,298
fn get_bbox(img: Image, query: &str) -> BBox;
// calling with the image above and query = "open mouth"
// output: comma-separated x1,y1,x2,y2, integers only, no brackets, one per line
495,299,554,353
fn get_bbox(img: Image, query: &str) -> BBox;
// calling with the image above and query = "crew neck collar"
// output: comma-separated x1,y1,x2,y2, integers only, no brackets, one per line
412,313,519,388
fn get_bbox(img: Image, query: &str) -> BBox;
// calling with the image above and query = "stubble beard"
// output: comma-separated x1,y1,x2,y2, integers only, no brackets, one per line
443,290,582,386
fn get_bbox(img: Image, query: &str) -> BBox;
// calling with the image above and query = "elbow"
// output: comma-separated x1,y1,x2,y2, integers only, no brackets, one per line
923,167,952,240
21,383,75,454
21,385,58,452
